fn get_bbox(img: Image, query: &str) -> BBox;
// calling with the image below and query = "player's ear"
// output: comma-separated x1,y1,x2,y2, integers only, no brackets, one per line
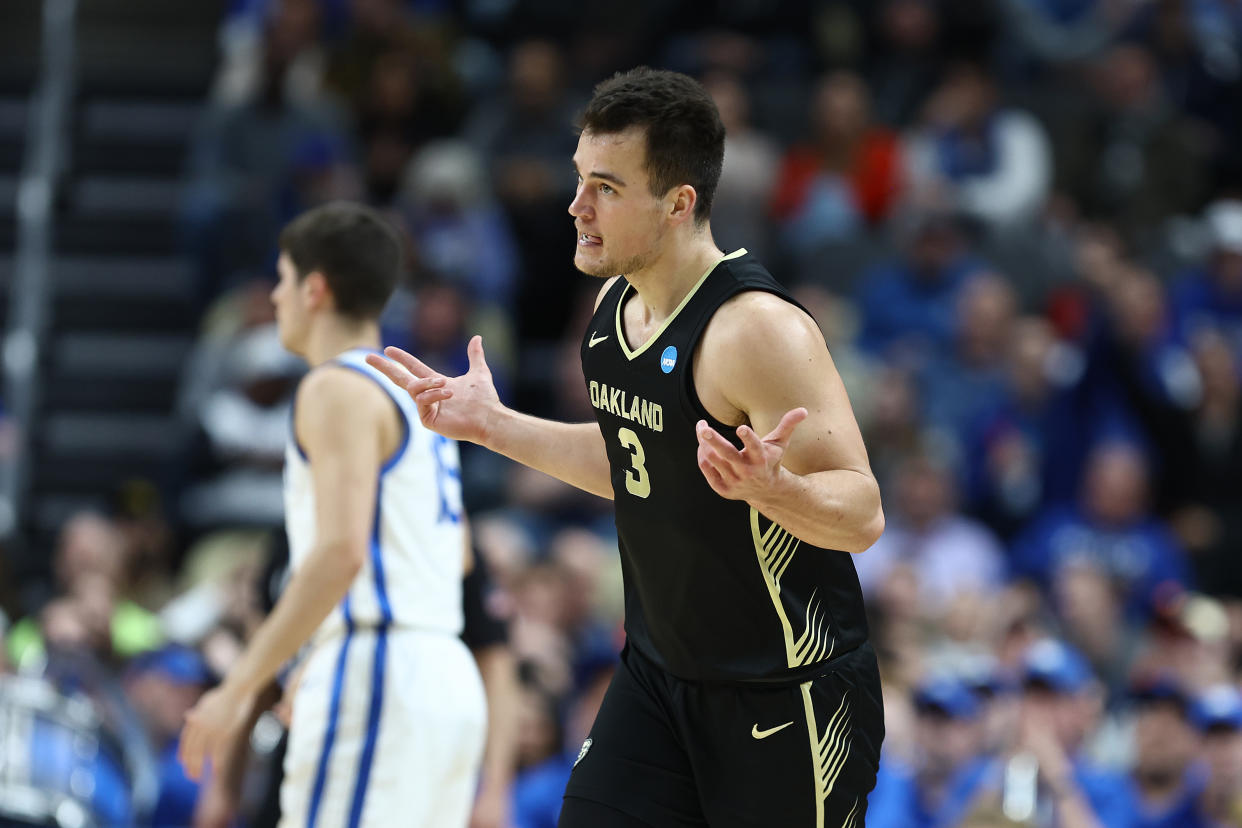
668,184,698,225
303,271,331,310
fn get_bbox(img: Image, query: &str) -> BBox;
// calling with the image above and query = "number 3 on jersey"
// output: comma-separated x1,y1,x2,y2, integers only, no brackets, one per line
617,427,651,498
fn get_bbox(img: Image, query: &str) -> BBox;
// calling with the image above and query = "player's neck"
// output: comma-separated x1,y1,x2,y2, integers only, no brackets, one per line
626,228,723,322
304,317,381,367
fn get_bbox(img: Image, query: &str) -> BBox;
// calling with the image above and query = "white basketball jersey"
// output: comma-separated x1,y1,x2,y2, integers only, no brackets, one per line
283,348,466,641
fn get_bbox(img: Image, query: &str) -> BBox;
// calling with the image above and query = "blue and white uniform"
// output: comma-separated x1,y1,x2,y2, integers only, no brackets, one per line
279,349,486,828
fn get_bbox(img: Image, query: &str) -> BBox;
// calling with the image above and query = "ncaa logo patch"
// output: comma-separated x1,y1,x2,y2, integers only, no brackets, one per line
574,738,593,768
660,345,678,374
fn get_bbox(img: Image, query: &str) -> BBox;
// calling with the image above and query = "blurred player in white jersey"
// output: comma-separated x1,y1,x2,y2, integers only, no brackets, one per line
179,201,486,827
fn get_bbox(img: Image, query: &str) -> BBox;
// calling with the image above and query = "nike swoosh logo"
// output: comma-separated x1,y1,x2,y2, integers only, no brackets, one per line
588,333,609,348
751,721,794,740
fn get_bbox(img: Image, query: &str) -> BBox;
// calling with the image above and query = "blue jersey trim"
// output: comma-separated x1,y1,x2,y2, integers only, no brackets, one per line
306,621,353,828
288,396,309,462
332,361,411,474
347,626,388,826
343,477,394,825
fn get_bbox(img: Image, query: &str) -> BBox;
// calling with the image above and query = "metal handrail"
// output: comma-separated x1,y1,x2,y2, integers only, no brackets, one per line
0,0,78,540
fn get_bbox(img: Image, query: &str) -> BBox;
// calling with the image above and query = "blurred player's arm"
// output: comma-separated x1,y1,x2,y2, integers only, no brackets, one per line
694,293,884,553
193,679,281,828
180,369,387,778
463,555,520,828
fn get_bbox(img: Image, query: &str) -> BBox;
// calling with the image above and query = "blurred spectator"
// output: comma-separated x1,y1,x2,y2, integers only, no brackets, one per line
397,140,519,308
1057,43,1211,248
854,449,1006,628
997,0,1137,68
704,72,780,257
771,71,903,255
466,39,581,212
324,0,461,112
1131,592,1234,694
919,274,1017,440
857,209,986,359
511,658,615,828
859,363,925,492
961,316,1088,539
1169,330,1242,596
1010,440,1192,625
1081,266,1200,513
213,0,327,107
1171,199,1242,354
7,512,164,669
182,47,353,299
868,676,992,827
355,46,464,202
1189,684,1242,825
1124,674,1205,827
905,60,1053,232
124,645,214,827
179,324,304,529
863,0,947,128
989,639,1138,827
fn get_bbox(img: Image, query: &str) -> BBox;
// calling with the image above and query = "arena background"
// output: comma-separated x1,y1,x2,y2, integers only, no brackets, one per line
1,0,1241,826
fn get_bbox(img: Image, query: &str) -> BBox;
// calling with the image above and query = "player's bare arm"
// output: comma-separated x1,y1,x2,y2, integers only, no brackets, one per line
693,292,884,553
366,330,614,500
179,367,391,779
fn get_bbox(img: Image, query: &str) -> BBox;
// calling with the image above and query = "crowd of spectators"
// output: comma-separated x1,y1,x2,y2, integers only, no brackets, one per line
4,0,1242,825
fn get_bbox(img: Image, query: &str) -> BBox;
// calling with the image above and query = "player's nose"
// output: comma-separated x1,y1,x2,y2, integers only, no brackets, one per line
568,187,591,219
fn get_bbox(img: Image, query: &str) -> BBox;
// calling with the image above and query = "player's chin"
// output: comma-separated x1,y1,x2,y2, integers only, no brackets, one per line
572,252,612,279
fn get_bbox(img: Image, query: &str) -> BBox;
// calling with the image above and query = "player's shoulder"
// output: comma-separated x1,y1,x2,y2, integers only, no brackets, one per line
296,362,392,422
709,289,822,357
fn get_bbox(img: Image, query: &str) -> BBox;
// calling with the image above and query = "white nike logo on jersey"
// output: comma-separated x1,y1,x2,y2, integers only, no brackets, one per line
588,332,609,348
751,721,794,740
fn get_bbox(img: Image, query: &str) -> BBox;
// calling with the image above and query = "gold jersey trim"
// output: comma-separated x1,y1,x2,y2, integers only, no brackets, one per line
614,248,747,361
750,508,834,669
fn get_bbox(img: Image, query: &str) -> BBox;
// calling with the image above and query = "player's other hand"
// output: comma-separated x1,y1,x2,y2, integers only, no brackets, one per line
178,683,256,781
695,408,807,505
366,335,500,445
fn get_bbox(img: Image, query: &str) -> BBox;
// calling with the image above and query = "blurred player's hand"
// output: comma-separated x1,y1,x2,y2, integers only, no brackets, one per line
695,408,807,505
469,778,512,828
192,774,240,828
178,683,256,781
367,336,500,444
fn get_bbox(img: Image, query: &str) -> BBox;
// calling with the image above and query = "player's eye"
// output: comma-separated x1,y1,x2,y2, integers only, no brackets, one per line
600,183,614,195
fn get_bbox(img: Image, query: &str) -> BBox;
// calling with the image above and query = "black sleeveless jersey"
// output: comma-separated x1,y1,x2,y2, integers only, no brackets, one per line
580,250,871,683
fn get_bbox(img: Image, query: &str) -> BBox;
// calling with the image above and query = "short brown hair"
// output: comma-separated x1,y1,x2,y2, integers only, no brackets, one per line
278,201,402,320
579,67,725,224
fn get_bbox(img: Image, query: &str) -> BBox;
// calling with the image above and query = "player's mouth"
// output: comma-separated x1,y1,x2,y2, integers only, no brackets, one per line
578,232,602,247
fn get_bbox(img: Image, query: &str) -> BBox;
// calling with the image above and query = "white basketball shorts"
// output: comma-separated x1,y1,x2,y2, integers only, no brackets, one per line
279,627,487,828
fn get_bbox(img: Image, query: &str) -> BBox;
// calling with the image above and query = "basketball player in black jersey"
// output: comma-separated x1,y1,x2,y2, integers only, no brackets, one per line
369,67,885,827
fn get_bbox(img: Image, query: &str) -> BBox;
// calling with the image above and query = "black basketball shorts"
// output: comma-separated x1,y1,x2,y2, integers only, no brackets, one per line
560,642,884,828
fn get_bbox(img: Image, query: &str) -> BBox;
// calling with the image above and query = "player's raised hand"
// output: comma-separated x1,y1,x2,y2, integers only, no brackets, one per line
695,407,808,503
366,335,500,444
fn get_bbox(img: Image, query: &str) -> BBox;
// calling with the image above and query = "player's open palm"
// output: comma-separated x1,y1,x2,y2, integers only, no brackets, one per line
366,335,499,444
695,408,807,503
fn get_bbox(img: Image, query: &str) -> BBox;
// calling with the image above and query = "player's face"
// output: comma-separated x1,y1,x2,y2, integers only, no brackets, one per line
568,127,670,279
271,253,310,355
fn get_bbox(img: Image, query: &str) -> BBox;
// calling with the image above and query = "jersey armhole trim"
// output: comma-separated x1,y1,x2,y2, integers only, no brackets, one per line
331,362,411,474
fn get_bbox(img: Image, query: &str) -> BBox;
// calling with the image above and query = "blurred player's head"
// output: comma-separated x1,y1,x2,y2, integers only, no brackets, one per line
570,68,725,278
272,201,402,355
